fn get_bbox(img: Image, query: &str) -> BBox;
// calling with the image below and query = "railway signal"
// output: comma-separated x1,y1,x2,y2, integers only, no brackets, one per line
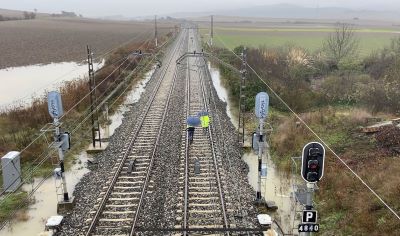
298,142,324,235
47,91,72,206
301,142,325,183
254,92,269,201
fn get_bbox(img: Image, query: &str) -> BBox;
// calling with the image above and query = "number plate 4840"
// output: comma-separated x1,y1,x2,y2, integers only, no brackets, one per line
298,224,319,232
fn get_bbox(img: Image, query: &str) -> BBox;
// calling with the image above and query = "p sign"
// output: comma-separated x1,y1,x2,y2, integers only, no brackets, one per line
47,91,64,119
255,92,269,119
302,210,317,224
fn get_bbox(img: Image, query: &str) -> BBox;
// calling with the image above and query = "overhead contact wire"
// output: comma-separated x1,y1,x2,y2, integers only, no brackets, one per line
214,33,400,221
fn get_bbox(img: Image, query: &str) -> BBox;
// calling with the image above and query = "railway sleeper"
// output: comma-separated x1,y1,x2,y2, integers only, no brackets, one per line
187,220,225,227
121,165,147,171
189,181,216,187
112,186,142,190
97,220,132,229
109,193,141,198
117,176,146,180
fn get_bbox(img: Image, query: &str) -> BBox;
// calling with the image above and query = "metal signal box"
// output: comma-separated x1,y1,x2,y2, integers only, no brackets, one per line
1,151,21,192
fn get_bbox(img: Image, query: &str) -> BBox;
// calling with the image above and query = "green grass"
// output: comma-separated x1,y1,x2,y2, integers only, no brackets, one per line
202,27,395,55
319,211,346,232
0,191,28,222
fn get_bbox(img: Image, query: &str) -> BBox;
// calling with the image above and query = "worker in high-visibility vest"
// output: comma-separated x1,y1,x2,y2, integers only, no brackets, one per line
200,114,210,134
187,125,195,144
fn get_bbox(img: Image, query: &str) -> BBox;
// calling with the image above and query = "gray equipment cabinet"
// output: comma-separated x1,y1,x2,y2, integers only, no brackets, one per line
1,151,21,192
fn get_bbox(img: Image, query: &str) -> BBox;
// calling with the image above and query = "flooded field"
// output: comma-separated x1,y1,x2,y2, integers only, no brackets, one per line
0,61,103,108
0,64,157,236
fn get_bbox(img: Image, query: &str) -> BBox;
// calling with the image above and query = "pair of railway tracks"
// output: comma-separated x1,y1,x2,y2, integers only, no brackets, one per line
84,29,187,236
84,27,232,236
175,29,230,235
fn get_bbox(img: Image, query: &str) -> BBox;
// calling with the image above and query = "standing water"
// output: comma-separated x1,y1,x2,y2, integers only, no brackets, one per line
102,65,156,136
0,152,89,236
0,61,103,108
208,62,237,128
208,62,297,234
243,151,298,234
0,64,157,236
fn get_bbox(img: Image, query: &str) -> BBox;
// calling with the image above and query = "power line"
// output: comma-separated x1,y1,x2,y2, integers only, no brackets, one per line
0,39,157,182
0,37,153,171
0,45,161,228
0,56,130,175
0,35,167,211
214,33,400,221
2,29,153,107
60,38,152,120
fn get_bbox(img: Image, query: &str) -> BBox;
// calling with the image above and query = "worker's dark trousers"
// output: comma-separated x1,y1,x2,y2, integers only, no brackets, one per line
188,130,194,144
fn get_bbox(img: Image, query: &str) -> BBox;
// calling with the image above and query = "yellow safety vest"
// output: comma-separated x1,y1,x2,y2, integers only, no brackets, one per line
200,115,210,128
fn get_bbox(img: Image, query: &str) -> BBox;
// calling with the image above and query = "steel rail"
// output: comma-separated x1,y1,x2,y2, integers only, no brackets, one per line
196,36,230,233
201,52,247,223
129,31,185,235
181,28,229,235
85,31,185,236
183,31,191,236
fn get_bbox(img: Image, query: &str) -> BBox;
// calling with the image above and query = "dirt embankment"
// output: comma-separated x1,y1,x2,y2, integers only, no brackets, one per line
0,18,173,69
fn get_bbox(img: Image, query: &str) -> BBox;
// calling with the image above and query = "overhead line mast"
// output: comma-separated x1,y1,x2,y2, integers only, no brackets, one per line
210,15,213,47
238,47,246,145
155,15,158,47
87,45,102,148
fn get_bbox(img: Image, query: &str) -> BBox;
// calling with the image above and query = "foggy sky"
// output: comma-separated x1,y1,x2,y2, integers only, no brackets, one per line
1,0,400,17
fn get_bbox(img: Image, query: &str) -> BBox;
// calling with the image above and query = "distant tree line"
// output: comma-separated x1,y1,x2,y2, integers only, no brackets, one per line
23,11,36,19
0,11,36,21
51,11,82,18
0,15,21,21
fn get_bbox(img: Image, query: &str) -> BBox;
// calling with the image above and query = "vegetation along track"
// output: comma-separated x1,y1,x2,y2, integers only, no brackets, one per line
84,29,187,236
174,28,231,235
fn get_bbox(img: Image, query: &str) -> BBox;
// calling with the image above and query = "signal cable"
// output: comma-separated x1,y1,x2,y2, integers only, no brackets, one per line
214,33,400,221
2,29,153,107
0,39,151,178
0,49,160,227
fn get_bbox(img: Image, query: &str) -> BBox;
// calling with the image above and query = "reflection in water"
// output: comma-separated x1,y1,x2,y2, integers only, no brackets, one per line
0,64,156,236
207,62,237,128
242,151,297,235
102,66,156,136
209,60,297,234
0,153,89,236
0,61,103,108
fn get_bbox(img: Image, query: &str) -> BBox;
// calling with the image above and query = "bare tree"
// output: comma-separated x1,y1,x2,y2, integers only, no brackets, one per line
323,23,359,66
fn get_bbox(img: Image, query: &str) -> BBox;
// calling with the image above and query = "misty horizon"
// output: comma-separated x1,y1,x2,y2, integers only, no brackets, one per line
1,0,400,18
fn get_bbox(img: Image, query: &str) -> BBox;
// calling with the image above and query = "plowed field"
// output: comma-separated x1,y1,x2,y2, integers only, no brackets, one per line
0,18,172,69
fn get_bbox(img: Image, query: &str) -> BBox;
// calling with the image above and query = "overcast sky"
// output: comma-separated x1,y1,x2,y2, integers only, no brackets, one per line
1,0,400,17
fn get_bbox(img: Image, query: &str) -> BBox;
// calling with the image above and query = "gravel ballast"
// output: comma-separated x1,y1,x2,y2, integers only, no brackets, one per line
59,33,259,235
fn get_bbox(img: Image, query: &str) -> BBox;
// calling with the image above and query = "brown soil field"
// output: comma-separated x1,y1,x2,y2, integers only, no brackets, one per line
0,18,174,69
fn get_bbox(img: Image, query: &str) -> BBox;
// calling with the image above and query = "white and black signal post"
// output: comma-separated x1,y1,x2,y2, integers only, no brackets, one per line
47,91,71,202
254,92,269,201
298,142,325,235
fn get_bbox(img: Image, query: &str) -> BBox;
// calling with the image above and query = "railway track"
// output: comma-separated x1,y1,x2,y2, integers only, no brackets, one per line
84,29,187,236
174,28,231,235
